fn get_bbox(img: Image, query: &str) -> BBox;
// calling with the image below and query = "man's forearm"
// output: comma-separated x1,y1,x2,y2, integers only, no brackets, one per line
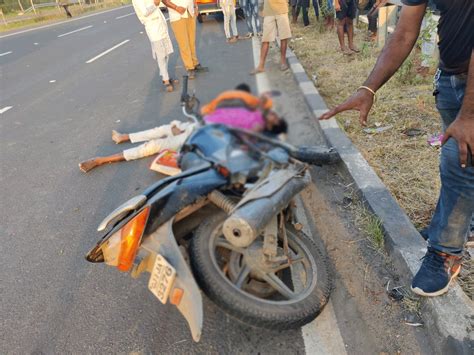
363,4,426,91
162,0,177,10
459,51,474,120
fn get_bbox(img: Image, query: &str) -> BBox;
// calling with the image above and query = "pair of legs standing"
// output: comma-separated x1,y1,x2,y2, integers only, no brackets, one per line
151,38,176,91
240,0,262,36
253,14,291,74
222,3,239,42
170,15,200,77
335,0,359,54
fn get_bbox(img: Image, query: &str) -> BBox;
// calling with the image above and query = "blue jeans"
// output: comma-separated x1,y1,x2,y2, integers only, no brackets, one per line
240,0,261,34
422,70,474,255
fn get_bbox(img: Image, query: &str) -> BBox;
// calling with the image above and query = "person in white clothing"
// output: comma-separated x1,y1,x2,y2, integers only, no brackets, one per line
220,0,239,43
132,0,177,92
78,121,196,173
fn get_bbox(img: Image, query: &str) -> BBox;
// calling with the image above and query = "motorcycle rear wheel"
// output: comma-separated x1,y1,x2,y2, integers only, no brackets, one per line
190,212,331,330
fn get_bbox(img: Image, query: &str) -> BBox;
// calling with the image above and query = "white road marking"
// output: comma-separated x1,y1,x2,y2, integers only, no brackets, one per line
0,106,13,114
0,51,13,57
49,80,56,83
57,25,93,38
115,12,134,19
0,5,132,39
85,39,130,64
34,42,39,45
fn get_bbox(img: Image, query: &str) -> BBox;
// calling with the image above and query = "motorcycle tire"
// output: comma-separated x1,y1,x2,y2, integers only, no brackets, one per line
190,213,331,330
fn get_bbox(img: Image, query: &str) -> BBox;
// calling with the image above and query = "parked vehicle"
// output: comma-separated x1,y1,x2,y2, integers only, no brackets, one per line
86,77,339,341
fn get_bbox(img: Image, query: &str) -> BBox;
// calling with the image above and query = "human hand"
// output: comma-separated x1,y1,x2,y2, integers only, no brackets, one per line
176,5,186,14
442,115,474,168
319,89,375,126
335,0,341,12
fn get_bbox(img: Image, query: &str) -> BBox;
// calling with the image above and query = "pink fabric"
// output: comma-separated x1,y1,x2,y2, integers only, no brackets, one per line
204,108,265,131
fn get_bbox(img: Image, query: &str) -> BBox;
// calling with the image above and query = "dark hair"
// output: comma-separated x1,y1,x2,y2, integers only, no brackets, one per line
268,118,288,135
235,83,252,93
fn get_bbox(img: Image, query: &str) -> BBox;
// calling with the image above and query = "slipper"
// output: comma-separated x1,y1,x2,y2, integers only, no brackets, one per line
342,48,354,55
250,68,265,75
350,47,360,53
280,63,289,71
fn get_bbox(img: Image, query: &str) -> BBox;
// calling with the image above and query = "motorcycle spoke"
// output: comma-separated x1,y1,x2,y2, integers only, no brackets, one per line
216,237,245,254
234,264,252,288
262,273,296,299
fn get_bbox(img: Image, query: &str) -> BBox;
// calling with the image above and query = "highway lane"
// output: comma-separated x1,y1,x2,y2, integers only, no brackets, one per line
0,8,312,354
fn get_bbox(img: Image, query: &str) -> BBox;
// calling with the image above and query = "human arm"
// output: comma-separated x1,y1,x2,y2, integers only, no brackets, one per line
319,3,427,125
441,51,474,167
334,0,340,12
162,0,187,14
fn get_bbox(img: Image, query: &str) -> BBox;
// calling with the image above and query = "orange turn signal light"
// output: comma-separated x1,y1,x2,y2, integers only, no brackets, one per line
117,207,150,272
170,288,184,306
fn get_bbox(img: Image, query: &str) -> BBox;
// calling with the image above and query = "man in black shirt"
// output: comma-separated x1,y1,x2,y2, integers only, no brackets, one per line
320,0,473,297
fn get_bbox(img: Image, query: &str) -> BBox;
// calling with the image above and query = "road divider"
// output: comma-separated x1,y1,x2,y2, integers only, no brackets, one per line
115,12,135,19
86,39,130,64
0,51,13,57
57,25,93,38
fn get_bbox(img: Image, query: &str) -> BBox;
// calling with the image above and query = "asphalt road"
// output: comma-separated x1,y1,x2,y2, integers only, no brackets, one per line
0,6,431,354
0,6,313,354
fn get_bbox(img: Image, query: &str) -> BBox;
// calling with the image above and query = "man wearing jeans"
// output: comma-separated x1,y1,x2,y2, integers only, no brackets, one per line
320,0,473,297
162,0,205,78
240,0,262,37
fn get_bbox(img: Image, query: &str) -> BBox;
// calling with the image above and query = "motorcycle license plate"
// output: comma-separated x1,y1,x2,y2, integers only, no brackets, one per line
148,254,176,304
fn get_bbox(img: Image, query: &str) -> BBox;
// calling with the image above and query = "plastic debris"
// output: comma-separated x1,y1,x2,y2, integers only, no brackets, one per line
363,125,393,134
428,133,444,147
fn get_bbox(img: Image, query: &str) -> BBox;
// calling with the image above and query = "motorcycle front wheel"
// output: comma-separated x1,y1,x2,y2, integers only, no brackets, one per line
190,212,331,330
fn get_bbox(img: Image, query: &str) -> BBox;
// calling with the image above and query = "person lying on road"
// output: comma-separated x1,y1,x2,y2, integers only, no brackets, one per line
79,84,288,173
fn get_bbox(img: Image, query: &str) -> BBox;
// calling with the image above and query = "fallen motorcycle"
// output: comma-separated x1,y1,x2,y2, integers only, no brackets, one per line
86,77,340,341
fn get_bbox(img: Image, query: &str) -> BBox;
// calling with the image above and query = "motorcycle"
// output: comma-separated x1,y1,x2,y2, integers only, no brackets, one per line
86,77,340,341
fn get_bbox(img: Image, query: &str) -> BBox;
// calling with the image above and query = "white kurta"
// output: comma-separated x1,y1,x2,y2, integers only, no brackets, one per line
133,0,174,81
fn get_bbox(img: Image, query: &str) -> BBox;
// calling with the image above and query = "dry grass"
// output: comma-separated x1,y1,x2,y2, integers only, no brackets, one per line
289,15,473,299
290,17,440,229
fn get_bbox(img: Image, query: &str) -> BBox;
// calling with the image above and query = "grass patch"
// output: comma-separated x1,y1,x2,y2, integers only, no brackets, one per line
0,1,130,32
350,195,385,251
290,16,439,230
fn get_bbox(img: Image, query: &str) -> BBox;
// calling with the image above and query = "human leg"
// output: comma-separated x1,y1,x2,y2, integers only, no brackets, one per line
222,6,232,39
302,6,309,26
230,6,238,37
171,19,194,71
240,0,254,35
411,71,473,296
346,18,359,52
79,153,126,173
185,16,199,69
249,0,261,33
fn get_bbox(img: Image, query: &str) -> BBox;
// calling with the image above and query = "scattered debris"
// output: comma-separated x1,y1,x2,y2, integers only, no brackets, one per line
427,133,444,147
402,128,425,137
363,125,393,134
388,286,405,301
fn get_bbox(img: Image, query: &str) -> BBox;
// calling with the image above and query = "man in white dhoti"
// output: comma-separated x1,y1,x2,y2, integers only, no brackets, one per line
133,0,178,92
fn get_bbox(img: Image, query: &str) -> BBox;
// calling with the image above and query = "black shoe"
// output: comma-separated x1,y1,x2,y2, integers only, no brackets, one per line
411,247,462,297
194,64,209,72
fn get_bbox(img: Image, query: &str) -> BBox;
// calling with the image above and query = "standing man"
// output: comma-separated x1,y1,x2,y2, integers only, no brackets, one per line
162,0,205,78
251,0,292,73
334,0,359,54
240,0,262,38
293,0,310,26
133,0,177,92
320,1,474,297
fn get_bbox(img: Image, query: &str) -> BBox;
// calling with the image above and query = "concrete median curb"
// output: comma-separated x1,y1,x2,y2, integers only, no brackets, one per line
285,47,474,354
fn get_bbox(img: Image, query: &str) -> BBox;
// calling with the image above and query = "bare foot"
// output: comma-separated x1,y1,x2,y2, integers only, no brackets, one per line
250,67,265,75
79,159,98,173
349,46,360,53
112,130,128,144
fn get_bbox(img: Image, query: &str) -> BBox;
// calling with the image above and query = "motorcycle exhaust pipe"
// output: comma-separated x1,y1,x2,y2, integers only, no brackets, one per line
222,170,311,247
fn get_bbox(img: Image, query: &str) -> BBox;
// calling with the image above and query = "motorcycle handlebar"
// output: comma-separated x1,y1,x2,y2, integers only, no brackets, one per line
181,75,189,104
